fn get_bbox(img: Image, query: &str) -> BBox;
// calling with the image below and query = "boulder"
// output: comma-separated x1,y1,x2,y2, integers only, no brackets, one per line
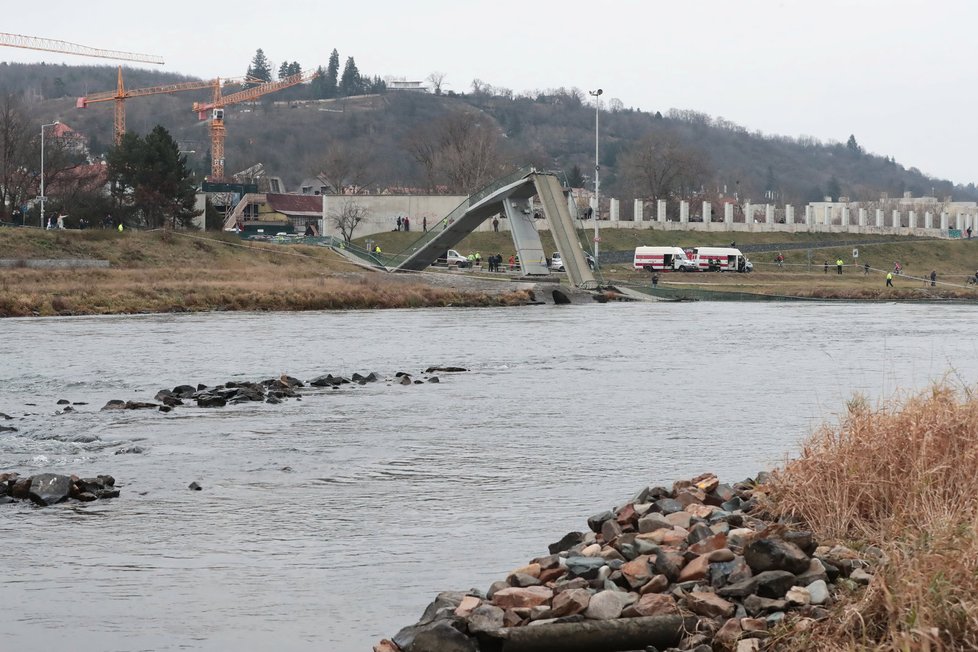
549,588,590,617
785,586,811,606
600,518,622,543
622,592,679,617
677,554,711,583
101,400,126,410
743,595,788,617
454,596,481,618
754,570,798,598
28,473,72,506
587,510,615,533
638,513,672,533
584,590,624,620
565,556,606,580
196,395,226,408
424,366,467,373
744,538,811,574
685,591,735,619
548,531,584,554
466,603,504,634
491,586,552,609
124,400,157,410
404,622,475,652
172,384,197,398
807,579,830,605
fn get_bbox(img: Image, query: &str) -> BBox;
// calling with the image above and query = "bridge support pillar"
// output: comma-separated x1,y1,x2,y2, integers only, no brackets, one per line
657,199,667,223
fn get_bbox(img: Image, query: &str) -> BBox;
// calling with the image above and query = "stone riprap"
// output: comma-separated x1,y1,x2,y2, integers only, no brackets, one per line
0,472,119,506
378,472,876,652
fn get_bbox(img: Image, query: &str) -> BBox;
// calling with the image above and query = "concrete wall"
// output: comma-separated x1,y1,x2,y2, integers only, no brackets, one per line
321,195,467,238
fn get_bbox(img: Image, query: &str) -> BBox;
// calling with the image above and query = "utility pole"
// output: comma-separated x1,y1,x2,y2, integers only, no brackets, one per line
589,89,603,268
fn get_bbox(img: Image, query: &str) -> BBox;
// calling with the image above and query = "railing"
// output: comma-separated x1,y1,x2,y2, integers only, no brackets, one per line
388,165,535,268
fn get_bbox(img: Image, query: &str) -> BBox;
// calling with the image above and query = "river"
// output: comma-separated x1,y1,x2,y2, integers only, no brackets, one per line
1,302,976,651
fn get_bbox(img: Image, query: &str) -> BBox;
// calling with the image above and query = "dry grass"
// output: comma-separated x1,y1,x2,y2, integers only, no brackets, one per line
766,386,978,651
0,230,532,316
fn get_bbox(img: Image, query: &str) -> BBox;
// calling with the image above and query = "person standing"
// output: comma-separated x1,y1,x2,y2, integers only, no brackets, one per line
864,262,870,275
651,272,660,288
886,272,894,287
423,216,427,232
492,216,499,232
930,270,937,287
836,258,844,275
404,216,410,232
117,222,124,233
824,260,828,274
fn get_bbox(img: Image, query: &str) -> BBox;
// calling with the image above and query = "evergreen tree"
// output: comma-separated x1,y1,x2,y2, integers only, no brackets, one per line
340,56,361,96
247,48,272,83
277,60,291,80
846,134,863,156
323,49,340,98
287,61,302,77
567,164,585,188
106,126,200,229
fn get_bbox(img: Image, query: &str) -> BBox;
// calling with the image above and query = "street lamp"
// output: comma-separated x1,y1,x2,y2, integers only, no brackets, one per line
40,121,59,229
588,89,602,269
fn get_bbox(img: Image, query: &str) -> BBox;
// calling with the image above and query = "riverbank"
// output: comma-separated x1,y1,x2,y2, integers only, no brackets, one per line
0,229,534,316
381,385,978,652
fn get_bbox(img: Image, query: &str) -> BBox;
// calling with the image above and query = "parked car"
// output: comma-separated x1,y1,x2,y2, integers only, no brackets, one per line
550,251,595,272
434,249,470,268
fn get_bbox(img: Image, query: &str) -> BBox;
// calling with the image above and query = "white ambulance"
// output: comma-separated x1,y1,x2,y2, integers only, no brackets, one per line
691,247,753,272
632,246,699,272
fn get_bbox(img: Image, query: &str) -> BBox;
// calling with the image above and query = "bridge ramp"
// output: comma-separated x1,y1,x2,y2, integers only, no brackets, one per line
533,174,596,288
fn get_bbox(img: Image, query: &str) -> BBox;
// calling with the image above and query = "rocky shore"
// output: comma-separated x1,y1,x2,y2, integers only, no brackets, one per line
378,472,875,652
0,472,119,506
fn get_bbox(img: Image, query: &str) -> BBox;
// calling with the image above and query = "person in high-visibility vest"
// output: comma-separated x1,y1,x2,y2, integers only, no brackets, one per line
836,258,844,275
885,272,894,287
117,222,124,233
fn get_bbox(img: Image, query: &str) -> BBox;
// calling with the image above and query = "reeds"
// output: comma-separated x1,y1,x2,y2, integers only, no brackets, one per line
767,385,978,650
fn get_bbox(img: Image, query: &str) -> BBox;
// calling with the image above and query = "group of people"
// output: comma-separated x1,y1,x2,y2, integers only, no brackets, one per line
394,215,411,232
485,253,506,272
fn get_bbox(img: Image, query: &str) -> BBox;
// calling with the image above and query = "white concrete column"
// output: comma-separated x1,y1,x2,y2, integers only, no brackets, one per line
679,200,689,224
610,198,620,222
842,206,850,226
634,199,644,222
941,212,949,230
703,201,712,223
823,205,832,226
805,205,812,225
925,211,933,229
744,202,752,224
892,210,900,228
908,210,917,229
876,209,884,227
765,204,774,224
657,199,667,223
858,208,867,226
786,205,795,224
724,203,734,224
956,214,963,231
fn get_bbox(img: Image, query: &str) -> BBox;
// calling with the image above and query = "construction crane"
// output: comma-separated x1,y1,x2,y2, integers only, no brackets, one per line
193,70,319,180
77,67,256,146
0,32,163,65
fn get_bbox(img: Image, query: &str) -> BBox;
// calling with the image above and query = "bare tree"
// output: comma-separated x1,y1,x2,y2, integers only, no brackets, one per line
621,131,711,204
426,71,447,95
317,141,374,194
0,93,33,219
329,199,368,242
405,111,504,194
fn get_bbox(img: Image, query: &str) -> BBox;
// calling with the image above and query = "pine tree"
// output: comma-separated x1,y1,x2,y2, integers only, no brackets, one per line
277,61,291,80
340,56,361,96
324,49,340,98
287,61,302,77
247,49,272,83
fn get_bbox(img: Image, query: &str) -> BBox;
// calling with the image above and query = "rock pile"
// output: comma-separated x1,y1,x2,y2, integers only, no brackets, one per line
379,472,876,652
0,472,119,506
97,368,453,412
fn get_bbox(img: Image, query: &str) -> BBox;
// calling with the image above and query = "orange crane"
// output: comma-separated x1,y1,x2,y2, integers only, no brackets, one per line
193,70,319,180
0,32,163,64
78,67,256,146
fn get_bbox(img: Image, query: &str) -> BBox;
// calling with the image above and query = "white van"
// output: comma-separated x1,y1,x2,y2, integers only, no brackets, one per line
633,246,698,272
691,247,753,272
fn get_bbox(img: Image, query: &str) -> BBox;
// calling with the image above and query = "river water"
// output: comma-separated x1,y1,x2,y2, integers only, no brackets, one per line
1,302,976,651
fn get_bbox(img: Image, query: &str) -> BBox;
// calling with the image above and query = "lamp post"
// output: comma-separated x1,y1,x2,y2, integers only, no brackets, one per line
588,89,602,269
39,121,59,229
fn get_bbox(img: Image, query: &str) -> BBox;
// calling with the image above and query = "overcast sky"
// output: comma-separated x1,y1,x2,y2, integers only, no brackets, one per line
8,0,976,185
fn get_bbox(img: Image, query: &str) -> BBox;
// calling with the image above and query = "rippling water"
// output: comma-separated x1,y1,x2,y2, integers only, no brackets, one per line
2,303,977,651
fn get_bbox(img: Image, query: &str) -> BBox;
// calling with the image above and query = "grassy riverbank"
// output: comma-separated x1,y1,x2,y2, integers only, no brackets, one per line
0,229,531,317
765,385,978,650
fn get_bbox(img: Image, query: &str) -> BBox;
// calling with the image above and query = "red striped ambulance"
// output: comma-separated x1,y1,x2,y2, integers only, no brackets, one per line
633,246,699,272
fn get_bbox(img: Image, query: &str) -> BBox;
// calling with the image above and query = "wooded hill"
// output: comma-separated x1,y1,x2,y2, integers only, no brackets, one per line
6,61,976,208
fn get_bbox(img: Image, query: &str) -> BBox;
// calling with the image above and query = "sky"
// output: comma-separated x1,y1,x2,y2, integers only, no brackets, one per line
8,0,977,185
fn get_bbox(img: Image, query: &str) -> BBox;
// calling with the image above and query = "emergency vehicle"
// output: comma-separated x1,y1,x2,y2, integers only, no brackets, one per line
691,246,753,272
632,246,699,272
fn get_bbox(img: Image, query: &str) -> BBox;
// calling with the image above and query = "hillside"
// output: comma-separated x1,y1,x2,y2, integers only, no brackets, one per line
5,62,975,206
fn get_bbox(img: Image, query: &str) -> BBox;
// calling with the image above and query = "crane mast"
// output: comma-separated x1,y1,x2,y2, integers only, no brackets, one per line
193,70,319,180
